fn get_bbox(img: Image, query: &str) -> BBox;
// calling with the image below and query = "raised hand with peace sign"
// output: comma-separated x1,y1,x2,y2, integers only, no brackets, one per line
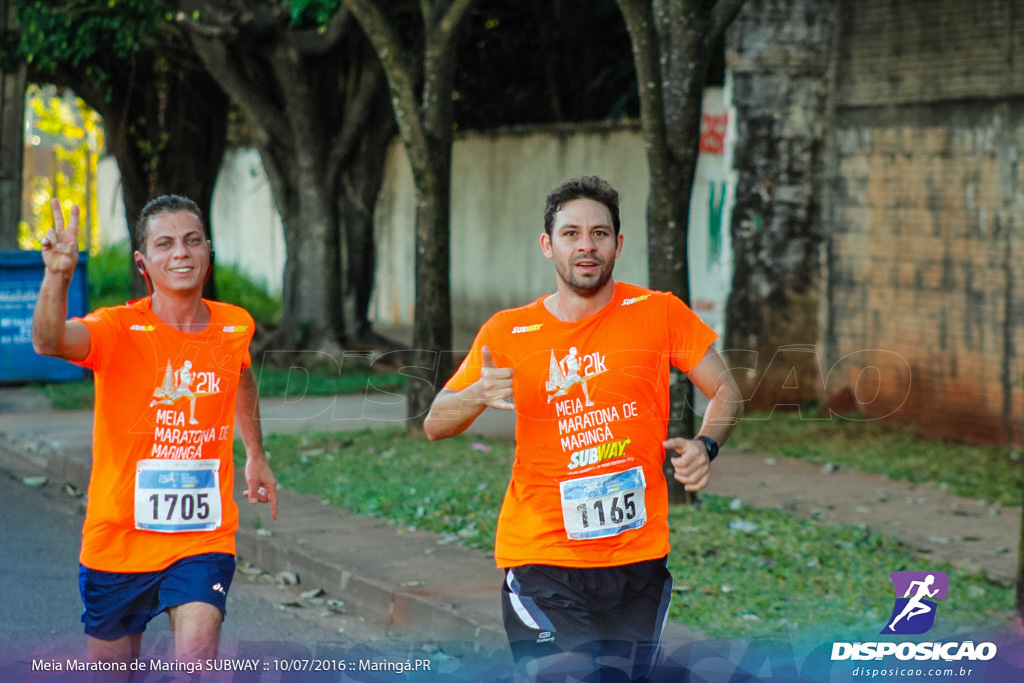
32,199,90,361
40,199,80,279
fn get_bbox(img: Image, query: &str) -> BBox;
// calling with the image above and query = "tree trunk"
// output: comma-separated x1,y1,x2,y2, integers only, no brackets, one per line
153,66,228,301
261,148,343,354
178,8,391,357
402,4,464,431
405,150,454,429
618,0,745,503
338,88,397,345
724,0,829,412
0,0,25,249
0,67,24,250
345,0,475,430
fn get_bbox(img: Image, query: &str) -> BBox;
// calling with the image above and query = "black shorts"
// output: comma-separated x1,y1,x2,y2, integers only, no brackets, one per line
501,557,672,676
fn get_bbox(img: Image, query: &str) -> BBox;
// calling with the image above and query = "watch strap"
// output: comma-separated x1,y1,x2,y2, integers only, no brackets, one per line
696,435,719,462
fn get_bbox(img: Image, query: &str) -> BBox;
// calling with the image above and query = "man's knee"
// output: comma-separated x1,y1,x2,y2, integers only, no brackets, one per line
88,633,142,664
168,601,222,660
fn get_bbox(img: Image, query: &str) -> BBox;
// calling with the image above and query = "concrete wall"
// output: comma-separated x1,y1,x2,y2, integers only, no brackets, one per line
824,0,1024,443
370,110,735,344
97,149,287,295
98,96,737,349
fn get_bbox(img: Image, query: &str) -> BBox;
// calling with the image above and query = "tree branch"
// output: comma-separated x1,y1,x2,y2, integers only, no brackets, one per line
165,1,289,41
617,0,670,182
173,10,238,39
285,6,352,56
266,42,322,166
187,35,292,149
329,57,386,180
705,0,747,53
344,0,430,177
433,0,475,43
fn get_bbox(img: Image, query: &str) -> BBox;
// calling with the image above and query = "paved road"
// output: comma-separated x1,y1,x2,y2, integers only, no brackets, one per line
0,469,487,682
0,467,83,655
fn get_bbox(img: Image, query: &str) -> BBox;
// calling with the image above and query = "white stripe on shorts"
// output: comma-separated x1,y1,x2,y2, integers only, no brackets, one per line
505,568,541,630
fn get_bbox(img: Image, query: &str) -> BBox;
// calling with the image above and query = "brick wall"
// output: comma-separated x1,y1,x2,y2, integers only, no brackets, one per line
827,103,1024,443
728,0,1024,443
826,0,1024,443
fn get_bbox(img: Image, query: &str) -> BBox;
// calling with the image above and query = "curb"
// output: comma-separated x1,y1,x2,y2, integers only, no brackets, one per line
232,483,508,654
0,437,509,655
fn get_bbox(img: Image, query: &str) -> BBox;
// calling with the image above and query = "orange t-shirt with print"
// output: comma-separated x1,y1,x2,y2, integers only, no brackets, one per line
445,282,717,569
72,298,254,572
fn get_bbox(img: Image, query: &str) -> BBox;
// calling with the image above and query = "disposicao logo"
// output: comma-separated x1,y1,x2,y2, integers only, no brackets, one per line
881,571,947,635
831,570,998,663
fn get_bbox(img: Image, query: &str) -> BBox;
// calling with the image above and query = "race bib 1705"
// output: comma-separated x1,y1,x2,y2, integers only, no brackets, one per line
134,459,223,532
559,466,647,540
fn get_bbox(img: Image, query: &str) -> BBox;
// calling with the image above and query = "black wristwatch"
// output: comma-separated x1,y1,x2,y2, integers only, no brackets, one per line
696,435,719,463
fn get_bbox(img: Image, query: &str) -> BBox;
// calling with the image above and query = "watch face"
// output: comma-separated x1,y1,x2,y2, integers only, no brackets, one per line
700,436,718,461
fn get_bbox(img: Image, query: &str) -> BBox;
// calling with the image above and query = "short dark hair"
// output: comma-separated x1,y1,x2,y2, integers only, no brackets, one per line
543,176,621,236
135,195,206,252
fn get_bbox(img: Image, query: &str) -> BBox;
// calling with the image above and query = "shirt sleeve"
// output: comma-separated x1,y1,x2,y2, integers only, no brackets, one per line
667,294,718,373
239,308,255,370
69,307,118,371
443,318,499,392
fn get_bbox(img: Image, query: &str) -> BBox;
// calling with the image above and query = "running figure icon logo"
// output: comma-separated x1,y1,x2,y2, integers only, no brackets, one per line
881,571,948,635
545,347,605,406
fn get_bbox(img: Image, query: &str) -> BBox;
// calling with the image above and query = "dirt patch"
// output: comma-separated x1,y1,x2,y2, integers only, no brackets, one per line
707,450,1019,583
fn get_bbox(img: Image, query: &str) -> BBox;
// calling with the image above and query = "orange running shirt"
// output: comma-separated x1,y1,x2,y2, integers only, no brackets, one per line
445,282,717,569
72,298,254,572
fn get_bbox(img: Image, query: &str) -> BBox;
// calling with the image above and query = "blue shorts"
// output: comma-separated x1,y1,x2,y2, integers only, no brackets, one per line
79,552,236,640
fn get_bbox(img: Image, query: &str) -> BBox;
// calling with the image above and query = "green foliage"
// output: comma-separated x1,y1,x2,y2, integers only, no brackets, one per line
255,366,407,399
729,411,1022,506
246,429,512,550
87,242,133,310
20,86,104,249
33,380,95,410
13,0,162,95
287,0,342,26
214,266,282,327
249,428,1014,638
36,357,406,410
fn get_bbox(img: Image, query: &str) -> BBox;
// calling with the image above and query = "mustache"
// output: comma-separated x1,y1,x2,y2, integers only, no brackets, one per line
571,254,605,265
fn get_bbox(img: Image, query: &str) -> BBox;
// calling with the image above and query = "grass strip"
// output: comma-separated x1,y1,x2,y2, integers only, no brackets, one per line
32,366,407,410
247,427,1014,639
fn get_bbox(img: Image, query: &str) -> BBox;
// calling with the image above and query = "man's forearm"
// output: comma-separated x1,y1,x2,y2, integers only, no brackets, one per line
32,270,72,357
235,369,265,454
697,381,744,446
423,386,487,441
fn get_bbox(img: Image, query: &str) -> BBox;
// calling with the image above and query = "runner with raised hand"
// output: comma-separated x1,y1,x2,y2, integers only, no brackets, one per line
33,196,277,665
425,176,743,681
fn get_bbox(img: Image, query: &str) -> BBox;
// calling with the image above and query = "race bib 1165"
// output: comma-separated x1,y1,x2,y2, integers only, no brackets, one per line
559,465,647,540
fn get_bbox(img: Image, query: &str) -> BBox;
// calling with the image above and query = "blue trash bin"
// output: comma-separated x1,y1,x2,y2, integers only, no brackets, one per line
0,250,89,382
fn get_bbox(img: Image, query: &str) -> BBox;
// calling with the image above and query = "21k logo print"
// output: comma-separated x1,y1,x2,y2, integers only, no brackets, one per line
880,571,948,635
